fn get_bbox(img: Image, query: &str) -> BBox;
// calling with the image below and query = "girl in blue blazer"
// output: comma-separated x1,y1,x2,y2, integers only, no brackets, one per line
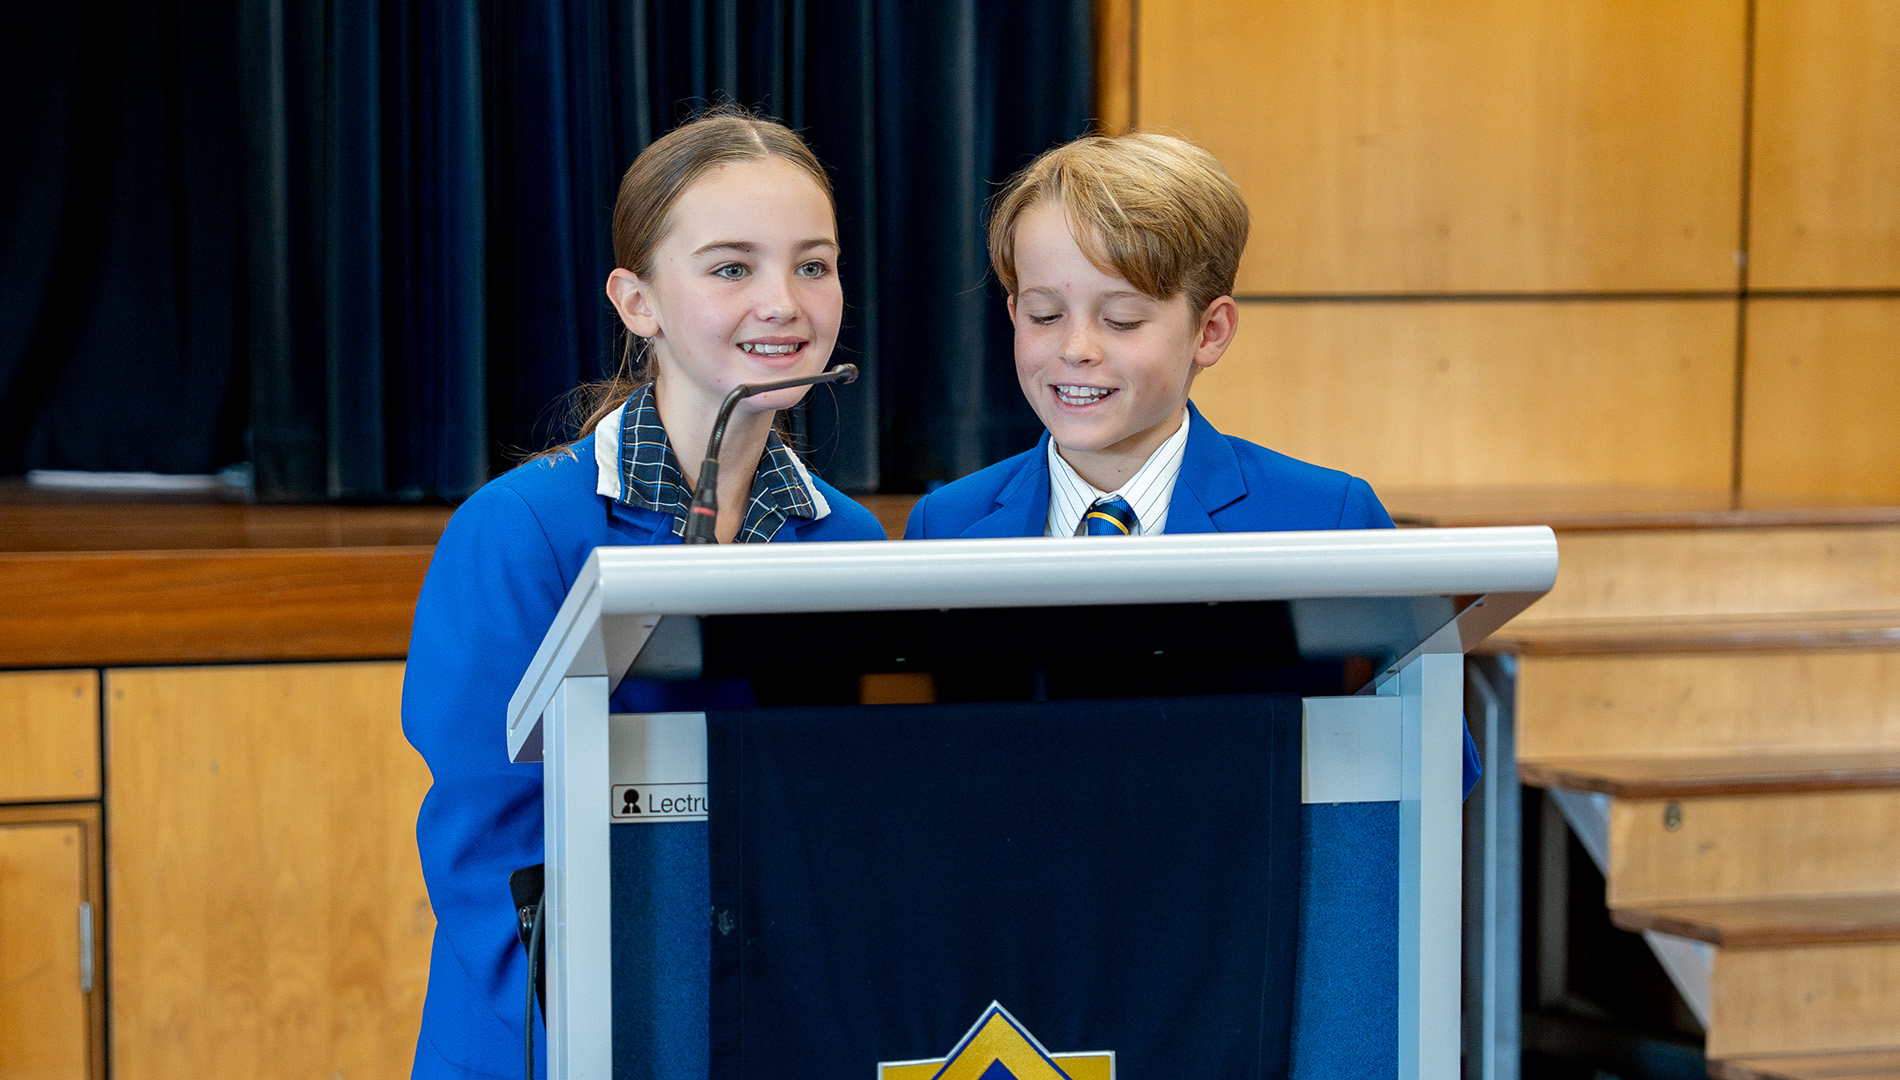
402,111,885,1079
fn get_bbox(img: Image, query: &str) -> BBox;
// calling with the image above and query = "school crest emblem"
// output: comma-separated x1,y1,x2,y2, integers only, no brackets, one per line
878,1002,1114,1080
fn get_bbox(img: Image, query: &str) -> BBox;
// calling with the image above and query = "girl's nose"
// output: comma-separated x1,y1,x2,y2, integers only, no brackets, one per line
755,273,799,322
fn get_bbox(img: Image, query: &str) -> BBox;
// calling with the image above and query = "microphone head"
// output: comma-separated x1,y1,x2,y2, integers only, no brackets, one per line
827,363,859,385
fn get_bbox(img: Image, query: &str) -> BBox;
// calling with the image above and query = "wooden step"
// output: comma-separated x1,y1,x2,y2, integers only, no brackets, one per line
1495,612,1900,656
1385,486,1900,533
1701,937,1900,1057
1603,789,1900,907
1614,895,1900,948
1515,646,1900,760
1712,1048,1900,1080
1497,523,1900,627
1521,750,1900,798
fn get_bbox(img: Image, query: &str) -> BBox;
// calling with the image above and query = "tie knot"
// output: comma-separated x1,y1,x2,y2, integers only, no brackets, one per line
1083,496,1137,536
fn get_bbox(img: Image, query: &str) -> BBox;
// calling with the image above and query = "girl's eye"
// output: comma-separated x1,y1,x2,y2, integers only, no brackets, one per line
1024,312,1061,326
797,259,831,279
712,263,749,280
1105,319,1144,331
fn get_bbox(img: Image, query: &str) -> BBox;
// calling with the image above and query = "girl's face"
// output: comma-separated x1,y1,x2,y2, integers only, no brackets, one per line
616,156,843,418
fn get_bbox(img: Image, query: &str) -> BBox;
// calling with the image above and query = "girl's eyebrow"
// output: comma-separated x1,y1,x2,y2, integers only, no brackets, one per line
690,238,840,258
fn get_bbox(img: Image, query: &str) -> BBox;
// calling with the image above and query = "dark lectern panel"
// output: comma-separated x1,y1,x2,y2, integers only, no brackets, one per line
676,594,1470,706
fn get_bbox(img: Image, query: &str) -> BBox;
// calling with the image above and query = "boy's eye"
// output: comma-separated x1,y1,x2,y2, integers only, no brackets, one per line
1023,312,1061,326
712,263,749,280
1105,318,1144,331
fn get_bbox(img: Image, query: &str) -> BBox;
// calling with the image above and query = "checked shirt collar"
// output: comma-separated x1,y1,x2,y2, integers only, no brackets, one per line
594,383,830,542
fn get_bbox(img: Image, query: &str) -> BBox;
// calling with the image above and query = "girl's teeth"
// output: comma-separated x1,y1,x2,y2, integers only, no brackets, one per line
741,343,800,356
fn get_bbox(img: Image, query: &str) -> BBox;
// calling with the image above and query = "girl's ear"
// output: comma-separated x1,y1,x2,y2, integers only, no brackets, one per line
606,268,661,338
1191,295,1239,372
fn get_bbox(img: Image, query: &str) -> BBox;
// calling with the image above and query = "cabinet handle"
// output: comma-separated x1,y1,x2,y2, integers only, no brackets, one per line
79,901,94,994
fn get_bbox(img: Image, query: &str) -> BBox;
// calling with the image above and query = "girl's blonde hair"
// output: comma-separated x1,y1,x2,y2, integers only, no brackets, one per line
987,132,1249,318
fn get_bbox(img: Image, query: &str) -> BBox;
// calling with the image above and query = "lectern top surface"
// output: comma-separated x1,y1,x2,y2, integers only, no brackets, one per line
506,527,1556,753
586,526,1555,614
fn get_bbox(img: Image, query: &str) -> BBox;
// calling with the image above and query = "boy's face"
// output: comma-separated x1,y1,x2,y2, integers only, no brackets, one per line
1007,201,1237,492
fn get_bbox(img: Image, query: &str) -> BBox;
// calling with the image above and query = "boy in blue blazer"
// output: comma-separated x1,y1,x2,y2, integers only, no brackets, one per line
903,132,1391,542
906,132,1472,1077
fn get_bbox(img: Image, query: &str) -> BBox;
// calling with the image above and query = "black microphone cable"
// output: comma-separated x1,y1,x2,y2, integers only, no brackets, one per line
683,364,859,544
524,894,544,1080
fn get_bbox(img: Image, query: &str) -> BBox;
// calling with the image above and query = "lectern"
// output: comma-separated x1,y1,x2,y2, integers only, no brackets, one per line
507,527,1557,1080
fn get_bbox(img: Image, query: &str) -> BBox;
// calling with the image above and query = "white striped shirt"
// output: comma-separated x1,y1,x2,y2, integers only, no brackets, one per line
1044,408,1191,537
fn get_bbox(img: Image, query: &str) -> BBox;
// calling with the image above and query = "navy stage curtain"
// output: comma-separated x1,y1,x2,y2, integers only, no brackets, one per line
0,0,1091,500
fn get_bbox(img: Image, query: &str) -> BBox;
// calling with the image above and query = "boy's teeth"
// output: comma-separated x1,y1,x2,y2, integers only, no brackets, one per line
741,343,799,355
1055,385,1112,404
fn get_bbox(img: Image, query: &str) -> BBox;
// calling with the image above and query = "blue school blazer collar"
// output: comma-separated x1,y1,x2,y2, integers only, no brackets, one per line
1165,401,1247,534
961,433,1056,538
966,403,1248,538
604,493,832,544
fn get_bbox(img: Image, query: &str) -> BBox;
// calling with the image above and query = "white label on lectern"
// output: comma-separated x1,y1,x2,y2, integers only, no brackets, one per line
608,712,708,823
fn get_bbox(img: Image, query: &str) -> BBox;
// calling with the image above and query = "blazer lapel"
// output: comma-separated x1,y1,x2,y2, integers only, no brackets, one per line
1167,403,1246,534
962,437,1054,538
606,498,681,544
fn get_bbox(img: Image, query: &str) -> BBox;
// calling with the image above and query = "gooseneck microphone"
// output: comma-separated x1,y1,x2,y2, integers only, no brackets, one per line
682,363,859,544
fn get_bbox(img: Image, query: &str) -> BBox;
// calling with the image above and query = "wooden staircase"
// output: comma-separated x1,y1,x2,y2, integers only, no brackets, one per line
1398,492,1900,1078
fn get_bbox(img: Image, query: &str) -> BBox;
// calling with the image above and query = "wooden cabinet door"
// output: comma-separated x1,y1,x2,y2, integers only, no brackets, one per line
105,662,434,1080
0,671,99,803
0,806,103,1080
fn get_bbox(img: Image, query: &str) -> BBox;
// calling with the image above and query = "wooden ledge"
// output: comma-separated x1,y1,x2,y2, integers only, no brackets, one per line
1521,750,1900,799
1490,612,1900,656
1614,895,1900,948
0,491,453,666
1713,1049,1900,1080
0,548,438,667
1385,485,1900,531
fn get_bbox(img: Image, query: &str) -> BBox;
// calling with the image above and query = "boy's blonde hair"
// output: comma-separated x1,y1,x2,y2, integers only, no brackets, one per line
988,132,1250,318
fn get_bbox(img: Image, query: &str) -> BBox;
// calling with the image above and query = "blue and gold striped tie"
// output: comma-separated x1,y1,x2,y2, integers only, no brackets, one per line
1083,495,1138,536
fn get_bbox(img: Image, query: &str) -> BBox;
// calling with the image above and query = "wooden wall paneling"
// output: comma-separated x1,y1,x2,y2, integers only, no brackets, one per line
0,804,105,1080
1093,0,1136,133
1749,0,1900,289
1740,298,1900,501
0,670,99,803
106,663,435,1080
1192,299,1737,491
1515,649,1900,760
1136,0,1748,294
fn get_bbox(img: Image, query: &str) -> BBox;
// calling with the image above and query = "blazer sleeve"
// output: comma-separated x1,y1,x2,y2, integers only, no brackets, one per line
1339,476,1395,530
402,481,569,1050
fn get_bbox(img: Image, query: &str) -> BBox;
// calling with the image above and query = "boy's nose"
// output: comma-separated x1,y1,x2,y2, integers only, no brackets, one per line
1060,325,1100,364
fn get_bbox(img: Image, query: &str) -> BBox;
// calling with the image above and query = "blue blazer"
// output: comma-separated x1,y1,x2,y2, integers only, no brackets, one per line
907,404,1469,1078
402,437,885,1079
905,402,1393,538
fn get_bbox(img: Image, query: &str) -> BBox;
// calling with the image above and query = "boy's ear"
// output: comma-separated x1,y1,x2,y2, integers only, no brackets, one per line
1191,295,1240,372
606,268,660,339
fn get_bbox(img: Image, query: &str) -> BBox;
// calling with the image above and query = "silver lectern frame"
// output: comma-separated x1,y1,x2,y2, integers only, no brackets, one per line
507,526,1558,1080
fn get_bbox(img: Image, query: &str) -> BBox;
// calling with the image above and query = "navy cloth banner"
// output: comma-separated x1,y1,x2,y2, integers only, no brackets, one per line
698,694,1303,1079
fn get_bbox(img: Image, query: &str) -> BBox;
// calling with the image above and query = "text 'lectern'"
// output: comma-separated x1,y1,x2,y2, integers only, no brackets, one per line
507,527,1557,1080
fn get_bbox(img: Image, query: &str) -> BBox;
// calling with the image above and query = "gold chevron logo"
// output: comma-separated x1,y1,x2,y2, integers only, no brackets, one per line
877,1002,1114,1080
